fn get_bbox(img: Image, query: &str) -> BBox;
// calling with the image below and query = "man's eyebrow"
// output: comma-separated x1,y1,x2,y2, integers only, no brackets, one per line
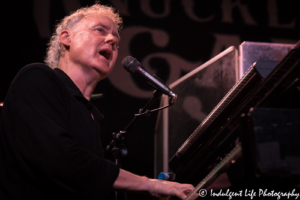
92,23,120,40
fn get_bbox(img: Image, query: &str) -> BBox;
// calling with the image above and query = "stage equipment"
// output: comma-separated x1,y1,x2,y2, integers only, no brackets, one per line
154,41,299,196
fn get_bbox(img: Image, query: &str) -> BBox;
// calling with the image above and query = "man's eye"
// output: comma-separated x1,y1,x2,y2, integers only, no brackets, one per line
97,28,106,34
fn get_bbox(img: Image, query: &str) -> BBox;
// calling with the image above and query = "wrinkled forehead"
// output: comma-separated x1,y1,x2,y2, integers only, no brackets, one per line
74,13,120,39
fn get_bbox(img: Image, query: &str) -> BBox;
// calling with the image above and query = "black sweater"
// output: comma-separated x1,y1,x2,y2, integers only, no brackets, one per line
0,63,119,200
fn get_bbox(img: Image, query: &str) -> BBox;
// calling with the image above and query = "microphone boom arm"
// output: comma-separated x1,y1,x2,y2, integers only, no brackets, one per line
123,90,176,131
134,92,177,117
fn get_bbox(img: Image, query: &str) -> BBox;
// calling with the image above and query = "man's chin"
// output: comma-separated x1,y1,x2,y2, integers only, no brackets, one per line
94,69,111,81
91,62,114,80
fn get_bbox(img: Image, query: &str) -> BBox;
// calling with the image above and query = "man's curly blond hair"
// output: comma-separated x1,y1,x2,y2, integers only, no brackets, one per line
44,3,123,69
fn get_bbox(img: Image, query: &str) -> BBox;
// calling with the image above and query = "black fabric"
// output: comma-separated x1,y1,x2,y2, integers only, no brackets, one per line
0,63,119,200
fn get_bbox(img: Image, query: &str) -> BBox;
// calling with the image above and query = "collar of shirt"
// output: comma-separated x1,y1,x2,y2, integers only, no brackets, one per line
53,68,104,121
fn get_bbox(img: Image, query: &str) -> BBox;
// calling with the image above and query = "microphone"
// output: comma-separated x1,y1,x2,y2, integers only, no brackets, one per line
122,56,176,98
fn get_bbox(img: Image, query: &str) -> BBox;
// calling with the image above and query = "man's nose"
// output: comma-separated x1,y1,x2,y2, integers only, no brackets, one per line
105,33,117,44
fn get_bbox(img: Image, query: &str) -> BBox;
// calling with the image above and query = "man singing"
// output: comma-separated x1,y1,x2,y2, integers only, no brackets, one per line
0,3,197,200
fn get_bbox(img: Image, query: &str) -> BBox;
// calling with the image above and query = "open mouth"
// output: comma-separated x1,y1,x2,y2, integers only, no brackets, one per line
99,50,111,61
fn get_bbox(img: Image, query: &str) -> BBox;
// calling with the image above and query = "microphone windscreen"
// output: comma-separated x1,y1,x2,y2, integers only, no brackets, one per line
122,56,141,73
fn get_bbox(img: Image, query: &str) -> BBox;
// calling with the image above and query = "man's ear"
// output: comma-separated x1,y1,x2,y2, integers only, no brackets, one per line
60,30,71,50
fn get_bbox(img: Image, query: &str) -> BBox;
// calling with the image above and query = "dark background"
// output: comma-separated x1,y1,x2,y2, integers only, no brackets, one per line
1,0,299,199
